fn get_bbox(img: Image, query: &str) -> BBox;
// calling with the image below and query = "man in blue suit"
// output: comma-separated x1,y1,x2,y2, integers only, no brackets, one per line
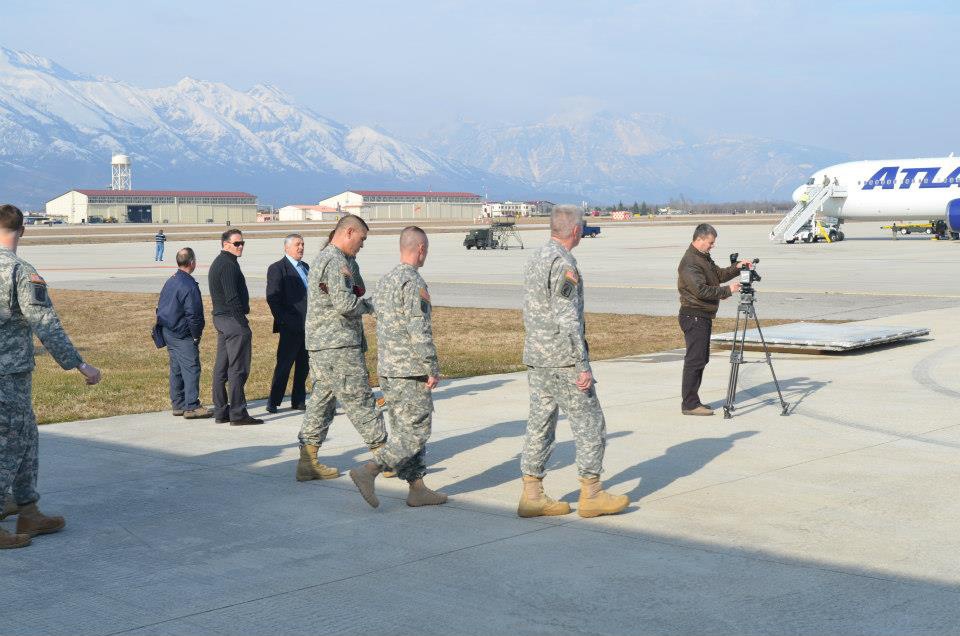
266,234,310,413
156,247,212,418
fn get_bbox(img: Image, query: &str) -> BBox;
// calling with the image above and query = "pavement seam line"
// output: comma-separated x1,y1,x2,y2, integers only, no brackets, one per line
100,525,555,636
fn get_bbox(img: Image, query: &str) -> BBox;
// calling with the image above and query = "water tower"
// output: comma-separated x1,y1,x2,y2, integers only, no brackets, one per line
111,154,132,191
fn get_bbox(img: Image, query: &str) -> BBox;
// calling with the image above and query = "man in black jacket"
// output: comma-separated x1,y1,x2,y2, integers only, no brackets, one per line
208,229,262,425
676,224,751,416
265,234,309,412
156,247,211,419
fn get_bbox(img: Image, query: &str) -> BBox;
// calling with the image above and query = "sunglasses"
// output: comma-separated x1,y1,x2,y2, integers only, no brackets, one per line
231,241,245,247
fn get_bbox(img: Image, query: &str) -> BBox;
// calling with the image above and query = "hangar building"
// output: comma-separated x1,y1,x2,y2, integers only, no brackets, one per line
277,204,343,222
45,190,258,224
316,190,483,221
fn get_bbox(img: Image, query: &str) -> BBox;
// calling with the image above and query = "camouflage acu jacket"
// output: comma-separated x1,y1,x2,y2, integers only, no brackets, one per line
305,244,373,351
374,263,440,378
522,239,591,373
0,246,82,374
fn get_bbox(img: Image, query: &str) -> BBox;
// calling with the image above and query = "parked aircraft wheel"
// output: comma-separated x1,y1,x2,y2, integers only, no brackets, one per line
786,239,796,244
838,231,845,241
926,228,933,234
829,230,838,241
900,228,909,235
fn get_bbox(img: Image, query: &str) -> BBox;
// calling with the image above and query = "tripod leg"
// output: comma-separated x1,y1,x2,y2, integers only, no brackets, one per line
723,306,745,418
751,311,790,416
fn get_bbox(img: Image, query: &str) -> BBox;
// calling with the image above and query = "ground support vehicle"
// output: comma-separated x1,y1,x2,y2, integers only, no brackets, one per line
464,221,524,250
785,219,844,244
582,223,601,238
881,221,950,239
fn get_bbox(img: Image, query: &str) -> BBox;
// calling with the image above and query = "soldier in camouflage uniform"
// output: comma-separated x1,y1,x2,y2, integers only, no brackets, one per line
295,215,386,482
0,204,102,549
349,227,447,509
518,205,629,519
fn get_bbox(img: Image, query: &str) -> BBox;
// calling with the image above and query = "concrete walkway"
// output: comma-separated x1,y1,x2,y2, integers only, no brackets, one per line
4,308,960,635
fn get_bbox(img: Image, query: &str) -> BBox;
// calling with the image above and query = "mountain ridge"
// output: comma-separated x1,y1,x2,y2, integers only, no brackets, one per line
0,46,845,208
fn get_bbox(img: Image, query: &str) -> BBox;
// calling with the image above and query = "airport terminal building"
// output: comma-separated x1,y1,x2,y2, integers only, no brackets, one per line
317,190,483,221
45,189,259,224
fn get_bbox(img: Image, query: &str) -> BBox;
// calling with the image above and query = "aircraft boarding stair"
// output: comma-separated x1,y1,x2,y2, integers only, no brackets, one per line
769,185,847,243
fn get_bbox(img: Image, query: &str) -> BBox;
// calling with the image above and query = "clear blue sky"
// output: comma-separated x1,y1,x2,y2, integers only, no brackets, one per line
3,0,957,156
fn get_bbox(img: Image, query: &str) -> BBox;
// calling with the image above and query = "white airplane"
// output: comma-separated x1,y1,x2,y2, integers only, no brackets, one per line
771,156,960,242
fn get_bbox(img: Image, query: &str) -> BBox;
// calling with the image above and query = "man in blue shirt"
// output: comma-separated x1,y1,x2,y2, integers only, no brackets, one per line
266,234,310,413
156,247,212,418
154,229,167,262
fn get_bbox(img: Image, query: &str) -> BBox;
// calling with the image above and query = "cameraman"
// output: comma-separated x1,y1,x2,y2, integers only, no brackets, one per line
677,224,752,416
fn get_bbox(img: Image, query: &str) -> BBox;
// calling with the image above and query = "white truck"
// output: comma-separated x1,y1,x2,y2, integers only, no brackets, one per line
785,218,845,244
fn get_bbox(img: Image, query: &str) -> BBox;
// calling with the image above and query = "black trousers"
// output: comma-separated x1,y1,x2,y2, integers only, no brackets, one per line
679,314,712,410
268,328,309,408
212,314,252,421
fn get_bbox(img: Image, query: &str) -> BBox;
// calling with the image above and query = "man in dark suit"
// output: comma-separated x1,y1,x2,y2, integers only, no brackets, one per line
266,233,310,413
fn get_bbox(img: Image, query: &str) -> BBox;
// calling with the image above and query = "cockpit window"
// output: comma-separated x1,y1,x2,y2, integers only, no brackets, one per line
806,178,815,185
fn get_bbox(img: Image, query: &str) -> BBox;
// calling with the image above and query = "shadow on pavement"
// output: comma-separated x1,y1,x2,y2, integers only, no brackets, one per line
603,431,758,502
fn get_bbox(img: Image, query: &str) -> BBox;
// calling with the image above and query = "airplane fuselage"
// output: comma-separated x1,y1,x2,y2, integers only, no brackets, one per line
792,158,960,227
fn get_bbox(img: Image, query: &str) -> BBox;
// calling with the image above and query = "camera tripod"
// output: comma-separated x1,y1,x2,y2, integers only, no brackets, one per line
722,288,789,419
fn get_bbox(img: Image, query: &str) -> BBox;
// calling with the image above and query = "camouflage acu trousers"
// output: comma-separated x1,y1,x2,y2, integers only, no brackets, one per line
522,366,606,478
299,347,387,449
373,376,432,482
0,373,40,506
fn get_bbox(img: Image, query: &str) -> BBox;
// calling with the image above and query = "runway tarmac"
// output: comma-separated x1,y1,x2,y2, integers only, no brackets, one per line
20,220,960,320
5,306,959,635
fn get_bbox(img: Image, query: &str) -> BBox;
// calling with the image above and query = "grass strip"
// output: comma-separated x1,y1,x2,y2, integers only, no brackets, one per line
31,289,792,424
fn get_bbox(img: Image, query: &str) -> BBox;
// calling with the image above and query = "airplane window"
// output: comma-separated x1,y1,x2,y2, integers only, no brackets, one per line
806,178,815,185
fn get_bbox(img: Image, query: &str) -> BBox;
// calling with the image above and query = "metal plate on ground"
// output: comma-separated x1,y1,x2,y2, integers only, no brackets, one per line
711,322,930,352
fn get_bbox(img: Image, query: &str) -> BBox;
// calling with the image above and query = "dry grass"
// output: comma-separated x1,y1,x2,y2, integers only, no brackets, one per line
32,289,789,424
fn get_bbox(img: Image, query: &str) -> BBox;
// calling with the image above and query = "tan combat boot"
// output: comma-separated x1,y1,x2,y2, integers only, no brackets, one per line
577,476,629,518
348,462,381,508
15,503,66,536
1,495,18,520
381,470,397,478
295,445,340,481
406,479,448,507
0,527,31,549
517,475,572,518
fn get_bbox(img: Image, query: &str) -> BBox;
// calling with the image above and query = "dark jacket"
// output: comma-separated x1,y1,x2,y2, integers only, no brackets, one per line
156,269,204,340
266,256,309,333
208,251,249,320
677,244,740,319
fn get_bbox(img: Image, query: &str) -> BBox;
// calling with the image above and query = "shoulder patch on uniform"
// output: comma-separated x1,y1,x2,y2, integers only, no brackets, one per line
29,273,46,285
419,287,431,313
560,280,575,299
564,269,578,284
340,265,351,276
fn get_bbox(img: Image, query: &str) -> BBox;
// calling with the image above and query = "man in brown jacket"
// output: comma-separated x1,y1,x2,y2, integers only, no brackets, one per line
677,224,752,416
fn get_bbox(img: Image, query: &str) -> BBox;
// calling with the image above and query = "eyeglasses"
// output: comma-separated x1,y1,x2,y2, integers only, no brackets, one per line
231,241,245,247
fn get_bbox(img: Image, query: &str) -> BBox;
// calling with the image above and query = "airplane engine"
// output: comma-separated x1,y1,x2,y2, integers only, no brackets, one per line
949,199,960,233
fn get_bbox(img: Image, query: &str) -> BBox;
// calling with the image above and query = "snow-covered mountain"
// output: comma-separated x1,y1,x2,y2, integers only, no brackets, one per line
425,112,848,201
0,47,513,207
0,46,846,208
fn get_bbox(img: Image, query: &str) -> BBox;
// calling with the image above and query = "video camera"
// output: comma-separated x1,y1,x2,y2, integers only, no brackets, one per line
729,253,761,292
